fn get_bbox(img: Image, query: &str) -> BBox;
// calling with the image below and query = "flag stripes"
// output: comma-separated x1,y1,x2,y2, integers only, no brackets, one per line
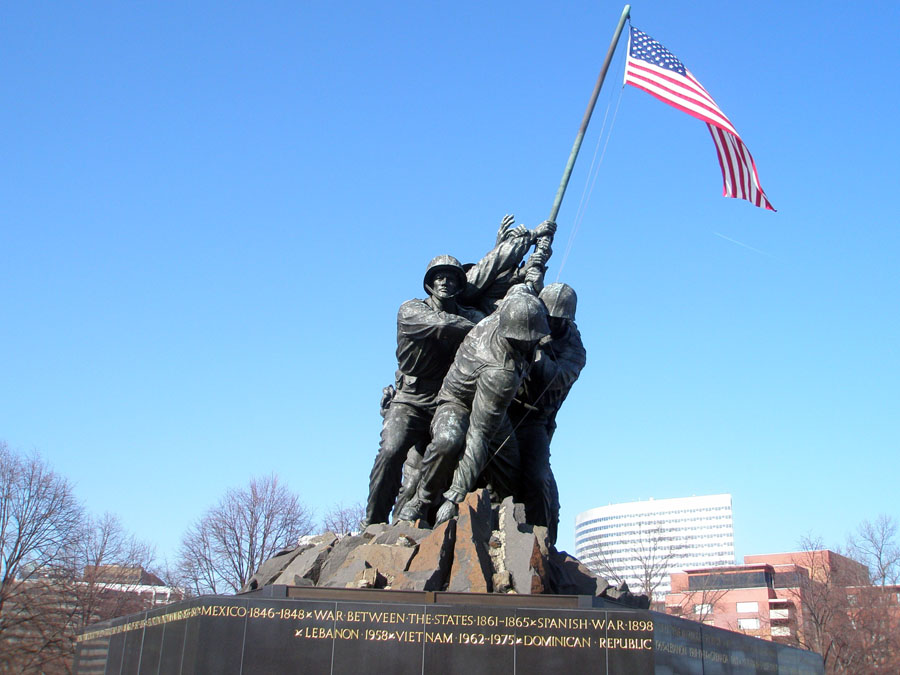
708,124,773,210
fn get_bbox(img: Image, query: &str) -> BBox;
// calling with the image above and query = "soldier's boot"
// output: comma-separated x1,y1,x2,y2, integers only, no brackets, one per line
434,500,458,525
397,497,428,523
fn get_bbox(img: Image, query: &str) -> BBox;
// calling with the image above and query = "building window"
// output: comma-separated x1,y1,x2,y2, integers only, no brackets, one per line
694,604,712,615
736,601,758,613
737,618,760,630
689,571,769,591
771,626,791,637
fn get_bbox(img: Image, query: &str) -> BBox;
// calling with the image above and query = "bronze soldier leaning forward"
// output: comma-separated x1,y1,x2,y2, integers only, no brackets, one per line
508,283,585,545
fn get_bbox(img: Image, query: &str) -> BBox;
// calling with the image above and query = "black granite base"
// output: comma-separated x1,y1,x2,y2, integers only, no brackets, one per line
75,586,823,674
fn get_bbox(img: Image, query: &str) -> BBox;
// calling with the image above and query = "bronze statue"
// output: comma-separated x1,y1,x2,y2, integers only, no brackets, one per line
363,218,551,526
397,284,550,524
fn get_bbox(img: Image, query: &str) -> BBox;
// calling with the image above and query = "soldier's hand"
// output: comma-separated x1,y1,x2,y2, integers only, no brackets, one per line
508,224,528,240
532,220,557,240
495,213,516,245
534,241,552,263
380,385,395,415
524,265,543,286
529,241,552,266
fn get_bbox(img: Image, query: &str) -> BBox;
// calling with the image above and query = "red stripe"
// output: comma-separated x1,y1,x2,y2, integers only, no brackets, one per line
740,140,773,210
707,125,730,196
743,144,760,205
730,134,749,201
628,61,719,110
708,124,775,210
686,71,716,104
625,66,734,133
719,128,739,199
626,62,724,119
626,78,734,136
713,125,738,199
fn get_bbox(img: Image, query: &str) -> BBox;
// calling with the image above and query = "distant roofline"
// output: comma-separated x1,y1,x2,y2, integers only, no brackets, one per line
744,550,827,558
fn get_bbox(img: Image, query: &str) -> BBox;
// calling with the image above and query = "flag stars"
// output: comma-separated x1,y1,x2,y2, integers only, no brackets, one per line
630,27,686,75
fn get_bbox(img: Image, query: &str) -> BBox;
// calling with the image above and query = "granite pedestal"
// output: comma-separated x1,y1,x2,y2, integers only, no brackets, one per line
75,586,823,674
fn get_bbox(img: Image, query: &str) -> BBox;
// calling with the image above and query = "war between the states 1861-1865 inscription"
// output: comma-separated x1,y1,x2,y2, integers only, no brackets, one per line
75,587,824,674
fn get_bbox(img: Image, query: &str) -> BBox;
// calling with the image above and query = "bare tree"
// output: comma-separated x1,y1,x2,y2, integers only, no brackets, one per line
320,502,365,536
177,474,314,595
786,535,850,669
847,514,900,587
0,443,168,672
0,442,83,671
785,533,900,674
581,523,685,599
839,519,900,673
71,513,157,628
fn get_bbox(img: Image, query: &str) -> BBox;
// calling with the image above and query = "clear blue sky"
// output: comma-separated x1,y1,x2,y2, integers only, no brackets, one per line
3,1,898,567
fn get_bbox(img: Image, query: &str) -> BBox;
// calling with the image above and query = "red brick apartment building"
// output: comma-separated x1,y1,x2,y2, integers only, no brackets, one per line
663,550,900,672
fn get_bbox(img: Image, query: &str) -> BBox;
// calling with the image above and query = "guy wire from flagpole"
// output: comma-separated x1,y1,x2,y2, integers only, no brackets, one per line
480,6,632,472
556,81,626,281
547,4,631,227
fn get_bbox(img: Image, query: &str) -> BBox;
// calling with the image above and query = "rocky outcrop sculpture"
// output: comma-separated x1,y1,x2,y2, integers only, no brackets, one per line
242,491,648,609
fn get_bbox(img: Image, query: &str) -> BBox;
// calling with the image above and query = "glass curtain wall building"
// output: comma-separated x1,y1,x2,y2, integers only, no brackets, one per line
574,494,736,598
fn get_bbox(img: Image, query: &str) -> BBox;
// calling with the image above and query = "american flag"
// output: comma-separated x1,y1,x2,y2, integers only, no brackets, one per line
624,27,775,211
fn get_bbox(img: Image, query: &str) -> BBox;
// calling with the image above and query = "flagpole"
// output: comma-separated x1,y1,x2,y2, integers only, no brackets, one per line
548,4,631,224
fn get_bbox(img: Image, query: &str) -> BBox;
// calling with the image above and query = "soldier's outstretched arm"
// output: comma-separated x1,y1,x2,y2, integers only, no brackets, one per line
530,327,586,393
461,219,534,302
397,300,475,341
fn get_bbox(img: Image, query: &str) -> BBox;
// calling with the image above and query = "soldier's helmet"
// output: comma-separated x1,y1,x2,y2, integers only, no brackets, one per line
498,289,550,342
539,283,577,320
423,255,467,295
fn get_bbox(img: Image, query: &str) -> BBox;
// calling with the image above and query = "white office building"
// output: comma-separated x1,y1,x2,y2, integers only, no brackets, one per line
574,494,735,598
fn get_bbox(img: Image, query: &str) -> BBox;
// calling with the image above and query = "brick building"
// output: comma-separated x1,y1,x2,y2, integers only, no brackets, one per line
664,550,869,641
663,549,900,673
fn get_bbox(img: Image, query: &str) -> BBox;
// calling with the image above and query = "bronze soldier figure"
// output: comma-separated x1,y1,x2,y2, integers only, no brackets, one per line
509,283,585,544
